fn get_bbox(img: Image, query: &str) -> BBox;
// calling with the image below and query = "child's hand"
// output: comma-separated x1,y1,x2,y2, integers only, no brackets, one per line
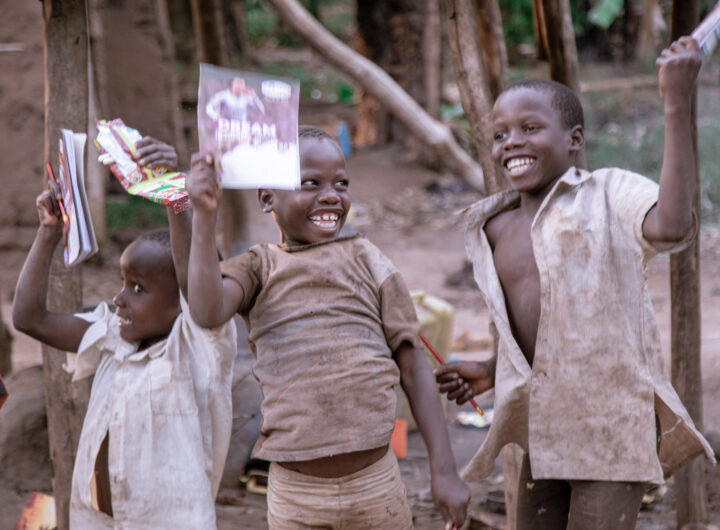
657,37,702,101
35,183,64,237
133,136,179,171
434,360,494,405
431,470,470,529
187,152,221,214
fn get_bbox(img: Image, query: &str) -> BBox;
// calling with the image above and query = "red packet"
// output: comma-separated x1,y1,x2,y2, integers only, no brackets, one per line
95,119,191,213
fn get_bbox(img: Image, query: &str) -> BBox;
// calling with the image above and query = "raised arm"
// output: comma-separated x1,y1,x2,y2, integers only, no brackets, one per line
396,342,470,528
13,187,90,352
643,37,703,243
186,153,245,327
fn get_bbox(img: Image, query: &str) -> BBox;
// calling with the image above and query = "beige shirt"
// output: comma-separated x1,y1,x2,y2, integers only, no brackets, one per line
66,294,237,529
221,235,420,462
462,166,714,484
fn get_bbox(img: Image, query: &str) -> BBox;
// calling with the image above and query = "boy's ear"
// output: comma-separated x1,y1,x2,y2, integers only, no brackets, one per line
258,189,274,213
569,125,585,152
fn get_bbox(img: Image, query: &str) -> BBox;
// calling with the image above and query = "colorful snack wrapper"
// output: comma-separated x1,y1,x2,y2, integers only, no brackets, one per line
95,119,190,213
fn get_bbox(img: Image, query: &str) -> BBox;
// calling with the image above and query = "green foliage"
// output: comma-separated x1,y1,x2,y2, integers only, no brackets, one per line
244,0,354,47
583,88,720,224
499,0,535,48
588,0,624,29
106,196,168,231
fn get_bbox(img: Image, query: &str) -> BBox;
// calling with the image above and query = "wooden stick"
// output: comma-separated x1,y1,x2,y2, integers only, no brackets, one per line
420,332,484,416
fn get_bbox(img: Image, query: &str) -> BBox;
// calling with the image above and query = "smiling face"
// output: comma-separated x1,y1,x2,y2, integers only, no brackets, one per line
492,86,584,196
260,136,350,246
113,238,180,349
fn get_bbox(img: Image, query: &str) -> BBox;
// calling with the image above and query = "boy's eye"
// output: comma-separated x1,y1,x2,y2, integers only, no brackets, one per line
524,124,539,133
133,284,144,294
301,179,317,189
493,131,507,142
335,179,349,190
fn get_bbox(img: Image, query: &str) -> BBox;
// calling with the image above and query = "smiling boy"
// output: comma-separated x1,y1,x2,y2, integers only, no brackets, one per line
186,125,470,529
435,38,714,528
13,140,236,529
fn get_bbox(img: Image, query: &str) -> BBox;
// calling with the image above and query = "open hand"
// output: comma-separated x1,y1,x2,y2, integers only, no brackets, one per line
657,37,702,100
187,152,221,214
435,360,494,405
431,470,470,529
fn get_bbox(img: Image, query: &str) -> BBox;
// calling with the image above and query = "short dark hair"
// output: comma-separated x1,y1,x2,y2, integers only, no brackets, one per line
502,78,584,129
298,125,336,143
134,229,176,278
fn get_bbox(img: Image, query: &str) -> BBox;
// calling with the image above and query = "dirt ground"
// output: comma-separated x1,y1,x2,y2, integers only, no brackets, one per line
1,143,719,528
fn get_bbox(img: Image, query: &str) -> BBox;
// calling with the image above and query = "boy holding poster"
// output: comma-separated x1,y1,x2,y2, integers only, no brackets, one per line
185,126,470,529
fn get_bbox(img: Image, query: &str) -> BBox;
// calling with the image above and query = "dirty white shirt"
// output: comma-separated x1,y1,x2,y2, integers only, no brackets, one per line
66,294,236,529
462,166,714,484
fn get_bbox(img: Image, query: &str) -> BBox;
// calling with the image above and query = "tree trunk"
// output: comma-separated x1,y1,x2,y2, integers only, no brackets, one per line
42,2,92,528
445,0,505,194
190,0,228,67
639,0,660,60
190,0,251,258
532,0,550,61
476,0,509,100
536,0,585,169
355,0,426,148
223,0,250,64
539,0,580,92
669,4,708,527
265,0,486,192
622,0,639,61
423,0,443,119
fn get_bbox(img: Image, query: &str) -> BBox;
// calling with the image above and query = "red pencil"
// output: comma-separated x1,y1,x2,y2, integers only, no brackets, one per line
46,162,69,225
420,332,484,416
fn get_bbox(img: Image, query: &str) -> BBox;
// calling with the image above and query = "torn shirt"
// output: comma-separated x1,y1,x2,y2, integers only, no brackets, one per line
462,166,714,484
66,294,236,529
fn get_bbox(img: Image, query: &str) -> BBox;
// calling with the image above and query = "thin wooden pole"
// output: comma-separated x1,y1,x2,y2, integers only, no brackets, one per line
42,1,91,528
669,3,708,527
445,0,504,194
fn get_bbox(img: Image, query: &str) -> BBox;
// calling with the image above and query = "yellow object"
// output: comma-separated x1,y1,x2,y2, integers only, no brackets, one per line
14,492,56,530
395,291,455,430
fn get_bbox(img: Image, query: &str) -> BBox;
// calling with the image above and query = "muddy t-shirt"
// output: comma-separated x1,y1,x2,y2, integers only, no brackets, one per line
221,234,420,462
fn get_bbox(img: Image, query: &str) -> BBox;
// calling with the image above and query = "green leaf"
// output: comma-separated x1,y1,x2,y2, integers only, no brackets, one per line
588,0,624,29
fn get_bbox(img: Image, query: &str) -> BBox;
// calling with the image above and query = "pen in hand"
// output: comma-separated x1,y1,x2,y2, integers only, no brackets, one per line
46,162,69,226
420,332,484,416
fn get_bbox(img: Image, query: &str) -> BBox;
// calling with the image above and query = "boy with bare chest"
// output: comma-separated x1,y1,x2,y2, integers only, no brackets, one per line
436,37,715,529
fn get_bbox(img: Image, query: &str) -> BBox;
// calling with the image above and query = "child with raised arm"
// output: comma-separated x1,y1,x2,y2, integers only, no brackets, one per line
435,37,715,529
13,139,236,529
186,125,470,529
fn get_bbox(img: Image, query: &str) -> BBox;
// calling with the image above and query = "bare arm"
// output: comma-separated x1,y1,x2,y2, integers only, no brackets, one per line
13,188,90,352
168,208,191,299
643,37,702,243
396,342,470,528
186,153,245,327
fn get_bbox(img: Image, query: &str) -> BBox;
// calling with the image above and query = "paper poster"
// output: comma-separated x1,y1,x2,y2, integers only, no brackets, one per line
198,63,300,190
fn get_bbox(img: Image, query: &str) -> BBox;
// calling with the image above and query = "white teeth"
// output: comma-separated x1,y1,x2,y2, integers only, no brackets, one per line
505,157,535,176
310,213,339,229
